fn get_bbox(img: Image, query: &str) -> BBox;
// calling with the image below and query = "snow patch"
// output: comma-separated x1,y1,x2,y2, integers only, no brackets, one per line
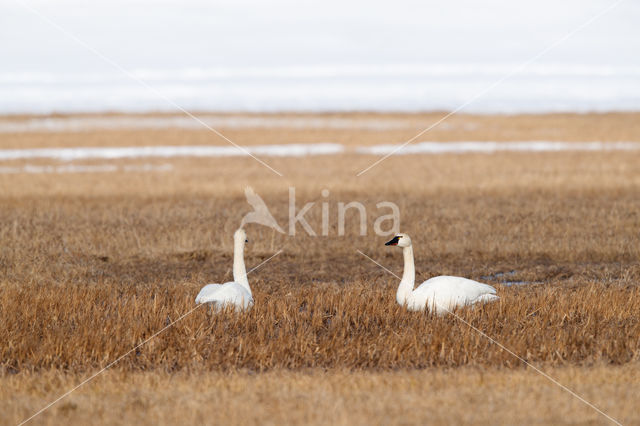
0,143,344,161
356,141,640,155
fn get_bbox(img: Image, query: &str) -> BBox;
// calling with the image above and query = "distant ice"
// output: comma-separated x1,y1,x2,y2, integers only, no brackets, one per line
1,64,639,114
0,142,638,166
0,163,173,174
356,141,640,155
0,143,344,161
0,116,414,133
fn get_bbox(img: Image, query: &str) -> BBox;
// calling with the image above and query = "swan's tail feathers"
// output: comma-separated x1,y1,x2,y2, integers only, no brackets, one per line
195,292,206,304
195,294,214,304
476,294,500,304
241,186,285,233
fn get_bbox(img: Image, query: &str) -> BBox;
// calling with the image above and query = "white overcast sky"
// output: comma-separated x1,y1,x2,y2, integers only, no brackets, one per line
1,0,639,113
2,0,639,72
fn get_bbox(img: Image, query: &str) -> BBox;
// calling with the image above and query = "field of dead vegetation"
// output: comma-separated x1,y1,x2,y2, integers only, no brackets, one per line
1,113,639,425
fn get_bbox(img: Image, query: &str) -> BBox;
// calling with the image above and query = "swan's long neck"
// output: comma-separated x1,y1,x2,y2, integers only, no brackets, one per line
233,238,251,294
396,245,415,305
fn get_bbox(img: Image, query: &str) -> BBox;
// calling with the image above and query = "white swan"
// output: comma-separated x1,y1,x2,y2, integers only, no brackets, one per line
385,233,499,315
195,228,254,311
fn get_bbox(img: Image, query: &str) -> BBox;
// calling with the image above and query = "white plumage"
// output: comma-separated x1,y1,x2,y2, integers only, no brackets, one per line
195,228,254,311
385,233,499,315
402,275,498,314
195,282,253,310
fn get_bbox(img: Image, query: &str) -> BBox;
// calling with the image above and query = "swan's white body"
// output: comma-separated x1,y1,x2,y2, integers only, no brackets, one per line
386,233,499,315
195,229,254,311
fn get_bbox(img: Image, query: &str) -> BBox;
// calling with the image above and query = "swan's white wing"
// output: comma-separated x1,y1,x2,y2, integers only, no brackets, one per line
215,282,253,305
196,282,254,310
195,283,222,303
413,276,498,314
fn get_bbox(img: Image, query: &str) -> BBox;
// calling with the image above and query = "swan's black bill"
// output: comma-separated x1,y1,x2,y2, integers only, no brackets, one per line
385,236,400,246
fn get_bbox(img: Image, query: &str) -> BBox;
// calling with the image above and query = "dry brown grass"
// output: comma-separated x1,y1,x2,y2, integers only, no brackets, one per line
2,278,639,373
1,113,640,424
3,365,640,425
2,112,640,149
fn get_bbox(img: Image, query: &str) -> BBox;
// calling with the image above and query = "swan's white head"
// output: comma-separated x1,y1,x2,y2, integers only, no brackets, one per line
385,233,411,248
234,228,249,244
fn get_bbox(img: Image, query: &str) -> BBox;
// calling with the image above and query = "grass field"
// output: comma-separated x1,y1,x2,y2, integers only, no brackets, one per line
1,112,640,425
